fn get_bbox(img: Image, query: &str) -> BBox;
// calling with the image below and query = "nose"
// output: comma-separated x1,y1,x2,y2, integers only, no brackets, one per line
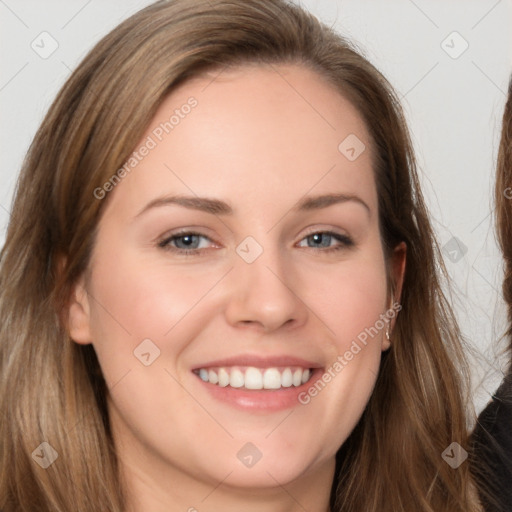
224,244,309,333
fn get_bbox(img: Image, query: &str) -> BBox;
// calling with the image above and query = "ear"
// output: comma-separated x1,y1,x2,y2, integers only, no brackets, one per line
382,241,406,351
391,241,407,310
67,274,93,345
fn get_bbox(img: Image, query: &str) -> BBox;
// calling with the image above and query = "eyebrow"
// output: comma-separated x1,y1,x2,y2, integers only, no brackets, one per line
135,195,233,218
295,193,370,215
134,192,370,218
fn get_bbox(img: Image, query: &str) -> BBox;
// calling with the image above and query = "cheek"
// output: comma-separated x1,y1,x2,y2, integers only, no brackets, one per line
85,242,231,388
303,255,388,349
295,254,388,451
88,248,224,337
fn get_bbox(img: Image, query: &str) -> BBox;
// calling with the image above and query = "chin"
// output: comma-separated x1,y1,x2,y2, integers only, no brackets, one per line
192,437,331,490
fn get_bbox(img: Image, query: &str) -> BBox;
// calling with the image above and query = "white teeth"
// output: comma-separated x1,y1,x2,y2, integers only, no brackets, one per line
244,367,263,389
281,368,293,387
208,369,219,385
230,369,244,388
218,368,229,387
263,368,281,389
195,366,314,390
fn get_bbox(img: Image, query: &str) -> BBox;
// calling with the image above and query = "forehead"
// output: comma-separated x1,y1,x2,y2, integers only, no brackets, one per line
104,63,377,219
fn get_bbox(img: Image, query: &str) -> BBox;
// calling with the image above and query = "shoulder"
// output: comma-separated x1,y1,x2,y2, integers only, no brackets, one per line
472,374,512,511
477,374,512,440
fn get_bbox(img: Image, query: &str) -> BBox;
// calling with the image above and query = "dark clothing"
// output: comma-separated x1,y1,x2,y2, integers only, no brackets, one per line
472,374,512,512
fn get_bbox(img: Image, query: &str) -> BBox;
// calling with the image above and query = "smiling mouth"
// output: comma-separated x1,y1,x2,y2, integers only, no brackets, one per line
193,366,314,390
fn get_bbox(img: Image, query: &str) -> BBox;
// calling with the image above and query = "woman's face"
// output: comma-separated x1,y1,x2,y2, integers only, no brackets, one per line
69,63,404,500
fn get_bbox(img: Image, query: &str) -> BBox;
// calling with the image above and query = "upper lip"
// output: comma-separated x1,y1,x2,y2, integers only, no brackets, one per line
192,354,323,370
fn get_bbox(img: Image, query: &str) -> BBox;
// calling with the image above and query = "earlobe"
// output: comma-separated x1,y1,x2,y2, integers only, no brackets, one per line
382,321,392,351
67,275,92,345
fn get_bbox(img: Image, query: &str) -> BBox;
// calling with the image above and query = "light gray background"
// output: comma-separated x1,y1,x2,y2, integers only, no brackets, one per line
1,0,511,414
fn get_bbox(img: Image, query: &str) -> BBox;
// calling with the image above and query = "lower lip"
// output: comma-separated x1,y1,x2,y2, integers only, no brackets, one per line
193,368,324,412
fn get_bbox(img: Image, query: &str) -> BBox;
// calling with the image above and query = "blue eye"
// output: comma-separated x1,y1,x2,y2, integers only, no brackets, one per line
158,230,354,256
298,231,354,251
158,232,213,253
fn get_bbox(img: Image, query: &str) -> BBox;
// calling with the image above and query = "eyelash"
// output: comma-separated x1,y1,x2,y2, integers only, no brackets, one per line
158,230,354,255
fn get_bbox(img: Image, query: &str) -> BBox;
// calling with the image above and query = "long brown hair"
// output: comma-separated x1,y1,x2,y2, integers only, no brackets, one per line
495,75,512,367
469,73,512,512
0,1,480,510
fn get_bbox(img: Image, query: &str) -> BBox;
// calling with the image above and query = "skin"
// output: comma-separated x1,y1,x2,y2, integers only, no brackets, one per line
68,63,406,512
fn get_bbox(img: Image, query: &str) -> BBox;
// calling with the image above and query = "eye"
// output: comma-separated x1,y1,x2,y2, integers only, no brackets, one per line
297,231,354,252
158,231,216,254
157,229,353,256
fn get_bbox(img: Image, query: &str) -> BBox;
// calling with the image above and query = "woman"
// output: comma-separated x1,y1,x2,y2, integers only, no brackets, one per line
471,75,512,512
0,1,481,510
